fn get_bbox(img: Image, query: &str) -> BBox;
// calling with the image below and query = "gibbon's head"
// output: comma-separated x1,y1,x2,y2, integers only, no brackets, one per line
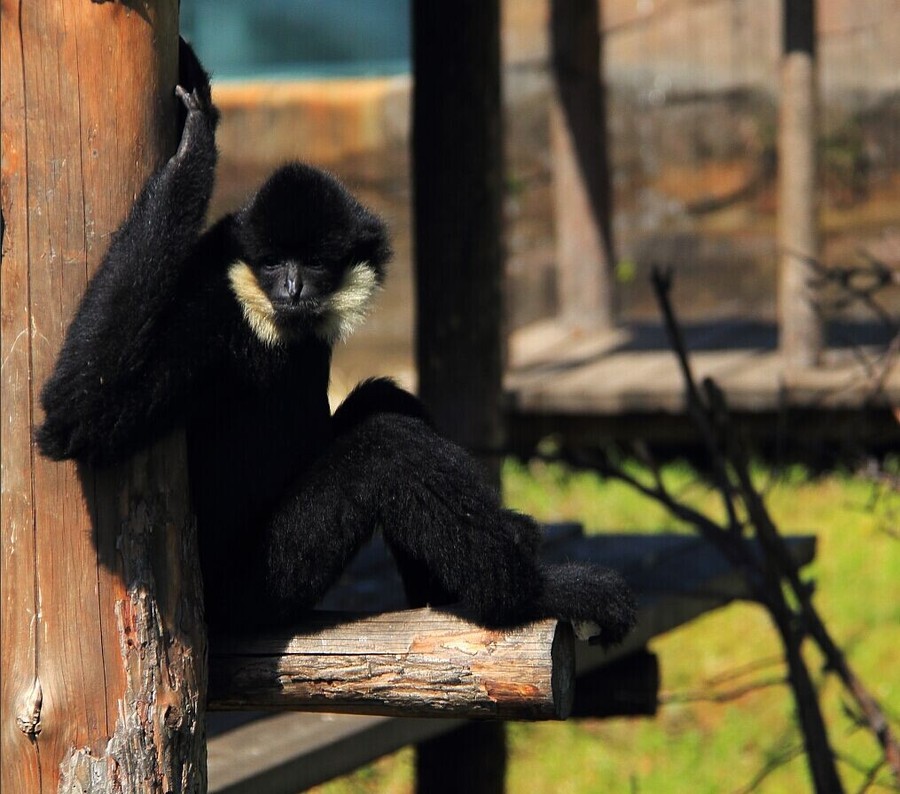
230,163,390,347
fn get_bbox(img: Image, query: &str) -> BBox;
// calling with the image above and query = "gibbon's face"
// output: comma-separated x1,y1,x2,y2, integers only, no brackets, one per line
230,163,390,347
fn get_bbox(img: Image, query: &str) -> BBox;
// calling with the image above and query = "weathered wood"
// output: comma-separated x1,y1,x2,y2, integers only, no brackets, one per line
209,610,575,721
0,4,207,792
777,0,823,367
550,0,616,331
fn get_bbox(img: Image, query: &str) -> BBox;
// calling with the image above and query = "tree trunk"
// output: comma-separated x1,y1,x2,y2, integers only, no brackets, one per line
0,4,207,792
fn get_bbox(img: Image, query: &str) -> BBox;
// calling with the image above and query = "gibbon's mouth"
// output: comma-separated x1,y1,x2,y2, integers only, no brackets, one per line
271,297,323,318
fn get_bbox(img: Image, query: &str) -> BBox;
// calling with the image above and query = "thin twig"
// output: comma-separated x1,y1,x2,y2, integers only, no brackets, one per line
733,743,807,794
661,675,787,705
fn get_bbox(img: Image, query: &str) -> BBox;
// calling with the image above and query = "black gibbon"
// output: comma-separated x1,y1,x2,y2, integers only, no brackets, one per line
36,41,636,644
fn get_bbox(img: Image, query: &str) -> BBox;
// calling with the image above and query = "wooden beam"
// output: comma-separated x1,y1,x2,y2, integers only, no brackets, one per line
0,4,206,791
209,610,574,721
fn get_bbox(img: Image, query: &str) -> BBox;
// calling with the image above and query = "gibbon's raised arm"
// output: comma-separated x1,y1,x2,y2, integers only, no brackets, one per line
36,48,220,466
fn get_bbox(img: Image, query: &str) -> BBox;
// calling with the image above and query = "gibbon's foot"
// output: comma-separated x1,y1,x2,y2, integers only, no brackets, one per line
539,562,637,647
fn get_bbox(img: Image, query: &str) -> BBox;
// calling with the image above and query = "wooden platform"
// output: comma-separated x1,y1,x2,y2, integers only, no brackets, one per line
506,318,900,447
207,528,816,793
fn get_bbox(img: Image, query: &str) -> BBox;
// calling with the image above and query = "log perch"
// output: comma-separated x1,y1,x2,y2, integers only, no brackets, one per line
209,609,575,720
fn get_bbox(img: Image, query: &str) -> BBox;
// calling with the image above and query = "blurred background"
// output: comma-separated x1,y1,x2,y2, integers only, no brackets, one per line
183,0,899,403
181,2,899,791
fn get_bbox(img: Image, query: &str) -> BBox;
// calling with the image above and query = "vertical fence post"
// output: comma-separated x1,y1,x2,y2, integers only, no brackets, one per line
550,0,617,331
777,0,823,367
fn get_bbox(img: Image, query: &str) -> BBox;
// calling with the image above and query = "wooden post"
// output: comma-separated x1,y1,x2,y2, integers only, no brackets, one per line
0,4,207,792
413,0,505,457
777,0,823,368
550,0,616,331
412,2,508,791
209,610,575,721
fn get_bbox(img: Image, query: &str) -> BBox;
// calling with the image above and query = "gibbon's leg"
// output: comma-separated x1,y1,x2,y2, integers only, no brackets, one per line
329,378,456,609
263,412,543,626
268,382,636,643
336,380,636,641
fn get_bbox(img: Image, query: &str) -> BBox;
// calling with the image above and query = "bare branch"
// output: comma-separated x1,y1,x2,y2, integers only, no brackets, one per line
649,267,900,785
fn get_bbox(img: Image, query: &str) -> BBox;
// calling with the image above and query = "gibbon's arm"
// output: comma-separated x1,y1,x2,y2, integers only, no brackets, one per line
36,73,220,466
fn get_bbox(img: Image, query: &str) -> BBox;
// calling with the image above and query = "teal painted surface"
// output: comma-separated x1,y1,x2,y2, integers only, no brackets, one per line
181,0,410,80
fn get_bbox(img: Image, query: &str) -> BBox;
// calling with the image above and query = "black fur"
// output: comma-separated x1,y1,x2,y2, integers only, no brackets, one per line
36,42,636,645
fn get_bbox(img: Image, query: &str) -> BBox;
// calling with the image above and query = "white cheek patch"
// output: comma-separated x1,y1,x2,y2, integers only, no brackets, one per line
227,260,283,347
316,263,381,344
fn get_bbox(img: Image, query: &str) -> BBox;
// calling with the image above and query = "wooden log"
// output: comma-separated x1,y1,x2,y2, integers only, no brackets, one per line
0,3,207,792
777,0,823,367
209,610,574,721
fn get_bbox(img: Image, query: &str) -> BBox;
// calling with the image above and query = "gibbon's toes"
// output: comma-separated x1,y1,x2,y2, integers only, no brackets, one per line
540,562,637,648
175,85,200,113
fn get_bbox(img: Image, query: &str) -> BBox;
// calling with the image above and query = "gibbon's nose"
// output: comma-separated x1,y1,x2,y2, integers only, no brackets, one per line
285,262,301,300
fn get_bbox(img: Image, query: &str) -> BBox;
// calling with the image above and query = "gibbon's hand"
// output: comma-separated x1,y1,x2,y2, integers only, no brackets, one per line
174,38,218,163
174,84,216,163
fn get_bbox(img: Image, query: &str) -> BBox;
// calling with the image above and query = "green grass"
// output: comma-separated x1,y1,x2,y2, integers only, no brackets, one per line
311,459,900,793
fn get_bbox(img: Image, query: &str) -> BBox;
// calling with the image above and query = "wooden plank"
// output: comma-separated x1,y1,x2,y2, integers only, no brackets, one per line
412,3,508,788
507,319,900,416
209,611,574,721
209,713,464,794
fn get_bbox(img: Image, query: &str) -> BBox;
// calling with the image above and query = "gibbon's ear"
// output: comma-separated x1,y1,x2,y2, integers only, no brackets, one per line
352,213,391,279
